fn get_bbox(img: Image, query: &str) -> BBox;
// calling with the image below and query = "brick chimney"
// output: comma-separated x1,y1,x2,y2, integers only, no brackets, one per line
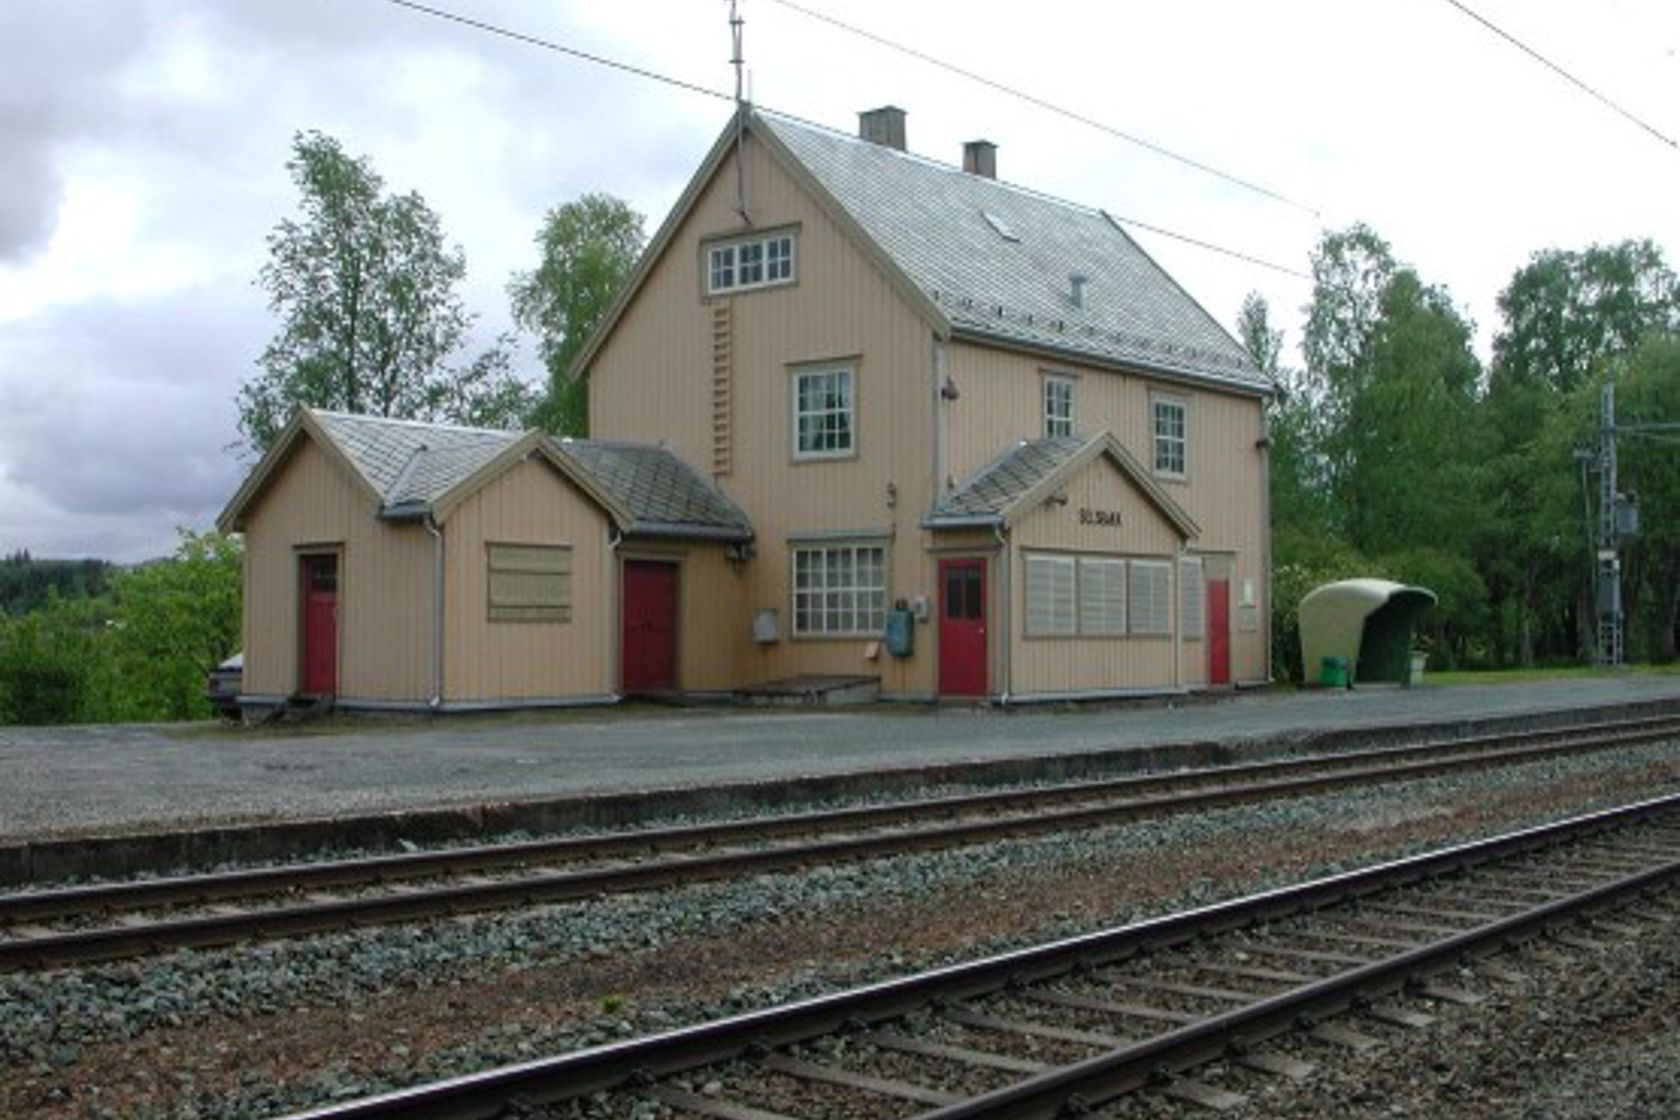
962,140,997,179
858,106,907,151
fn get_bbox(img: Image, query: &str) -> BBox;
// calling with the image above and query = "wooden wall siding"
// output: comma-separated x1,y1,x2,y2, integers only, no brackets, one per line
588,131,941,696
240,438,432,701
1006,455,1182,695
441,458,613,701
669,545,748,692
949,342,1268,685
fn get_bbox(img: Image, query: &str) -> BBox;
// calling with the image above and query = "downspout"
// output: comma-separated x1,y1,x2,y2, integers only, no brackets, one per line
608,526,624,699
1260,403,1275,684
994,523,1012,705
424,514,444,710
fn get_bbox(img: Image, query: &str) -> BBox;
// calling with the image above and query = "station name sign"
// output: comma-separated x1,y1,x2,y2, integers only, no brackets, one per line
1077,507,1124,527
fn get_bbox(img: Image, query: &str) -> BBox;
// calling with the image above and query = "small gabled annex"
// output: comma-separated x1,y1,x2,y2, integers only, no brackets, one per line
218,409,751,712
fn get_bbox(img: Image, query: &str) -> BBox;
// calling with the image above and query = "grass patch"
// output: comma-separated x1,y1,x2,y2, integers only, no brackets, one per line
1423,663,1680,686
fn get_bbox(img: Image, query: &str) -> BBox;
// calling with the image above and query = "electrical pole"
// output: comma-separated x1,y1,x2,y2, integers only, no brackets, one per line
1595,382,1622,666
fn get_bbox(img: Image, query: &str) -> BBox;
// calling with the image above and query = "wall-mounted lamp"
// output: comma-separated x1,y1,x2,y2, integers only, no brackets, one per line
939,376,961,401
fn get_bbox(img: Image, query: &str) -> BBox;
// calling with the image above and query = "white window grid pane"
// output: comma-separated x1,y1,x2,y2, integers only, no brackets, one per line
1045,378,1074,438
795,369,854,455
709,245,735,293
792,544,887,635
766,236,793,281
738,241,764,285
1153,400,1186,475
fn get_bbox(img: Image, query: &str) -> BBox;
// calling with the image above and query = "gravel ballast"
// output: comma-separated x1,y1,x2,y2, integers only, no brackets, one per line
2,739,1678,1118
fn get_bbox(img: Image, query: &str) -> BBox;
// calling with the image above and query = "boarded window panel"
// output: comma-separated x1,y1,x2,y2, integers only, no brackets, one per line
1128,560,1173,636
1025,553,1076,637
1180,556,1205,641
1078,557,1127,636
488,544,572,622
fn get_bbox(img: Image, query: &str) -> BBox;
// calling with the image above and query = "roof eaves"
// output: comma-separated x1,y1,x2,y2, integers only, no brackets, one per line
921,513,1005,531
946,324,1272,398
626,520,754,543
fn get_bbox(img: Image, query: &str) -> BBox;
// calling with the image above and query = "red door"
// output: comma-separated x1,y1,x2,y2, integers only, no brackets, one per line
1207,578,1231,687
622,560,679,693
938,558,987,697
300,554,338,695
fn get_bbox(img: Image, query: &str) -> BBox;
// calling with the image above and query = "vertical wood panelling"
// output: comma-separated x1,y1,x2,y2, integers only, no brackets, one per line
588,132,939,697
949,342,1269,687
241,439,432,701
442,459,613,701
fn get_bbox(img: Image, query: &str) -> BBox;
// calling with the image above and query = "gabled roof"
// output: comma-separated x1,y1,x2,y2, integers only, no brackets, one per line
217,410,752,542
926,431,1199,540
573,107,1268,396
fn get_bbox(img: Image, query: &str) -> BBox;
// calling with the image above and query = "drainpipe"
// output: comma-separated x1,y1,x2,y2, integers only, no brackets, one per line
424,515,444,710
993,523,1012,704
609,526,624,699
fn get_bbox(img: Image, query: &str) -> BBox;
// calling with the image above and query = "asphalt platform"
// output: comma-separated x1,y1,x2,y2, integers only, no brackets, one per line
4,676,1680,875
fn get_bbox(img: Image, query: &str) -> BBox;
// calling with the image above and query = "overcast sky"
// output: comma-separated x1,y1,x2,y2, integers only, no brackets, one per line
1,0,1675,561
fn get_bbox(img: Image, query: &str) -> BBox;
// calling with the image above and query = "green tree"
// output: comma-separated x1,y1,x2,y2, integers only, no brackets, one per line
509,193,646,436
103,531,244,721
1239,292,1332,538
239,131,531,455
1611,336,1680,661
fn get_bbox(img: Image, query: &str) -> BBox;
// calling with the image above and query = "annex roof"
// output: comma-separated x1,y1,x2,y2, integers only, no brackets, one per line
927,431,1199,539
755,112,1267,393
218,410,752,542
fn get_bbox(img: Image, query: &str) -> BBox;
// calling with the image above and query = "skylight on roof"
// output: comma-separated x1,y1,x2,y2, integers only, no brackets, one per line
981,210,1019,242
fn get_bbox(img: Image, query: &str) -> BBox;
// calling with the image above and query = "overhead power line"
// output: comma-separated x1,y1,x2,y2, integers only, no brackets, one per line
764,0,1322,218
1439,0,1678,151
363,0,1310,279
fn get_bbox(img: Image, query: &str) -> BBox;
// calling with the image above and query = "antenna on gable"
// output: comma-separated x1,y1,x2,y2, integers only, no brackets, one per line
729,0,750,222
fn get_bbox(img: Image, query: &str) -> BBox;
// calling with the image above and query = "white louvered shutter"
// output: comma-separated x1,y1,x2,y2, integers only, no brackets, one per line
1025,554,1076,636
1128,560,1173,636
1077,556,1126,636
1179,556,1205,640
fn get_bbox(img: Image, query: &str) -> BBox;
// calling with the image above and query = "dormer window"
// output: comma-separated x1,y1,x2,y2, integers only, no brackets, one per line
706,230,797,295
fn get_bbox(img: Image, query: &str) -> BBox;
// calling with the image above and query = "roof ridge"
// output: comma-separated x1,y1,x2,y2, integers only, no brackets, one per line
310,409,522,438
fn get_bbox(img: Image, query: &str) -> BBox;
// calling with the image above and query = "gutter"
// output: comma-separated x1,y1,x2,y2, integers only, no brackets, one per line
424,514,444,710
626,521,754,543
946,325,1274,400
921,514,1004,531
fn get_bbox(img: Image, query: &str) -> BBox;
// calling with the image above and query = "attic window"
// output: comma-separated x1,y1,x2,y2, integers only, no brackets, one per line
981,211,1019,242
706,230,797,295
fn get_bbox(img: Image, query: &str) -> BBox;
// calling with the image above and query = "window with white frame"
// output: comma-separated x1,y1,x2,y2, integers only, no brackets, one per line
1179,556,1205,641
1043,375,1075,438
707,231,796,295
1077,556,1127,636
793,365,855,459
1152,396,1187,478
792,542,887,636
1128,559,1173,635
1025,553,1077,636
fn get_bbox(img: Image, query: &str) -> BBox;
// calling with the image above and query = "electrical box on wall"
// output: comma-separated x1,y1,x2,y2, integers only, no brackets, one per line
910,594,930,621
884,608,915,657
751,608,779,644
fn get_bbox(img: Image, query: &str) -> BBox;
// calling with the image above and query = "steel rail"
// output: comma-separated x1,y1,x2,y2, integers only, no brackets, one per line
15,713,1678,920
272,793,1680,1120
3,716,1676,970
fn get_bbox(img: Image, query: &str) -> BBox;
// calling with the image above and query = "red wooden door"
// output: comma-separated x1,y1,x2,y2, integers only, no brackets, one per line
622,560,678,693
938,558,987,697
1207,577,1231,687
300,554,339,695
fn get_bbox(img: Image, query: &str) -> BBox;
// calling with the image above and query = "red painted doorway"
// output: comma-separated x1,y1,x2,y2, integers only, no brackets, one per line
300,553,339,696
938,558,987,697
1207,577,1231,686
622,560,679,693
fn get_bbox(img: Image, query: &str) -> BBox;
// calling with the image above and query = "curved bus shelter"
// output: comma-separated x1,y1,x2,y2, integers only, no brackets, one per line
1299,579,1437,686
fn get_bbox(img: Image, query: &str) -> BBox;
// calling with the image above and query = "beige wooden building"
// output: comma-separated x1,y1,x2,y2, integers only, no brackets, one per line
220,104,1274,711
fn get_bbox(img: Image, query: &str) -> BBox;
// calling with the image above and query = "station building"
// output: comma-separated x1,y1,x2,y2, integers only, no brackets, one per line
219,105,1274,711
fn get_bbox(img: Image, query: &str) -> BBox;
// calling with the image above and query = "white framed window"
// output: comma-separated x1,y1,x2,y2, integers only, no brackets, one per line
1152,395,1187,478
1077,556,1127,636
1128,560,1173,635
486,543,572,623
706,231,797,295
1179,556,1205,641
793,365,855,459
1043,375,1076,438
1025,553,1077,637
792,542,887,637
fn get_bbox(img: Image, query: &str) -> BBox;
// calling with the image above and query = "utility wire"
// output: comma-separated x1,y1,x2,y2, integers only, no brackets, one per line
765,0,1322,218
1439,0,1678,151
368,0,735,104
363,0,1310,278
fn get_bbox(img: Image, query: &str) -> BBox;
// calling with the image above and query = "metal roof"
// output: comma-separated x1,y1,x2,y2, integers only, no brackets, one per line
306,411,751,539
758,112,1267,392
931,436,1088,521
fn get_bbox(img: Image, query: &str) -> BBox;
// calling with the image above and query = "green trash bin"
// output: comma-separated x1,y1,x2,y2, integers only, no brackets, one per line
1320,655,1350,689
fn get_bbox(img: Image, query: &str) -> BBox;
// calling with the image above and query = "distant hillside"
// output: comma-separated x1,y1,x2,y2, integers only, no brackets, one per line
0,551,115,614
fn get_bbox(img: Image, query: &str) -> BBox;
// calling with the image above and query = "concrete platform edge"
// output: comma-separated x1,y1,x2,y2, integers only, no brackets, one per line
4,696,1677,886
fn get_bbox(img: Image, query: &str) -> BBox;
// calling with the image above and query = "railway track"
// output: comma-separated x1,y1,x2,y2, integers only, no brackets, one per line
280,792,1680,1120
2,712,1677,971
